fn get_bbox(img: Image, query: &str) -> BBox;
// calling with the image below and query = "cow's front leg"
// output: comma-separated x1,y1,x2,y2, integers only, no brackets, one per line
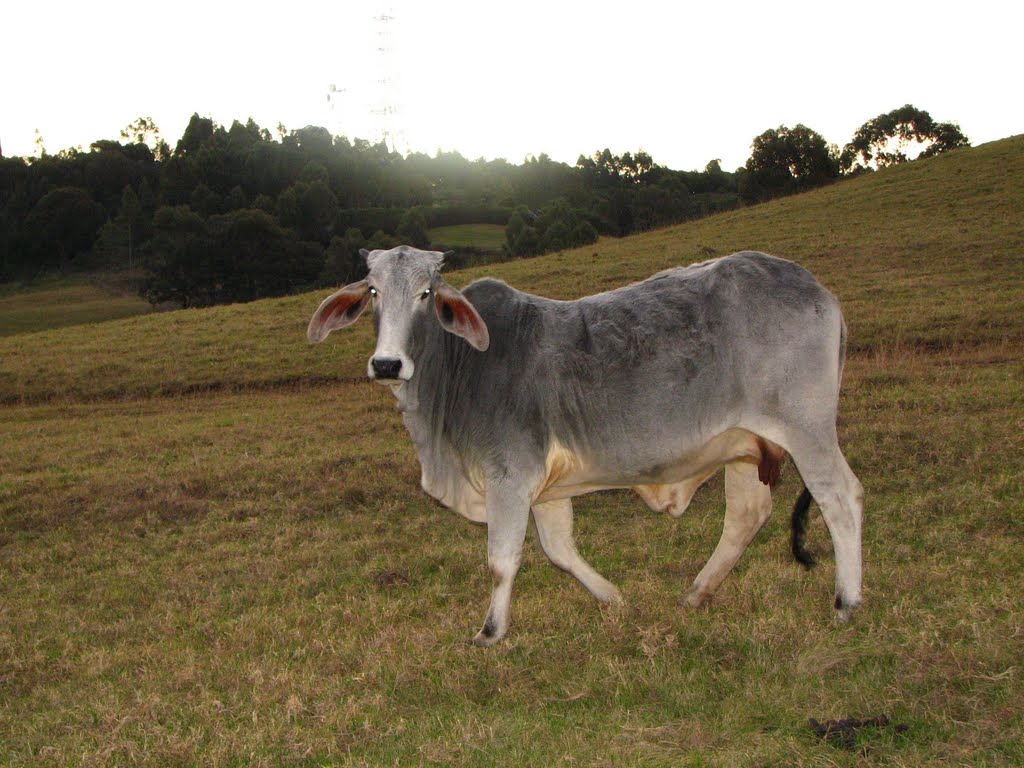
472,482,531,646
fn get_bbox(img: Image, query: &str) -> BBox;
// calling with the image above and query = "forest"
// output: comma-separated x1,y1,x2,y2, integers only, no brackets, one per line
0,105,967,307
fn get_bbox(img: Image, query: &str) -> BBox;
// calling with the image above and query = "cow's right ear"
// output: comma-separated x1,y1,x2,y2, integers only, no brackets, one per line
307,280,371,343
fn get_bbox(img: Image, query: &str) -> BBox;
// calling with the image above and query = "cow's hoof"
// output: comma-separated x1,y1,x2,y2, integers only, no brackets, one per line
833,594,860,623
471,630,501,647
683,584,711,608
470,615,504,646
594,584,625,606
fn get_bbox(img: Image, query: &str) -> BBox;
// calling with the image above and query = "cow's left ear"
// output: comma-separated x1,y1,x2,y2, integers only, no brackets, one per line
307,280,371,343
434,283,489,352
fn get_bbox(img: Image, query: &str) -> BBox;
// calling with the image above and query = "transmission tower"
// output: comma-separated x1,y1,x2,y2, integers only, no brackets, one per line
325,83,350,139
369,8,405,153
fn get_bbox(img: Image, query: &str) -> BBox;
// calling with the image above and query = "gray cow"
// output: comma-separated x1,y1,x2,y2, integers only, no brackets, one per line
308,246,863,645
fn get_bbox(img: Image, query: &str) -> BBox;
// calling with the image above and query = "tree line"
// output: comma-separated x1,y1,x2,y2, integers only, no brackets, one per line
0,104,967,306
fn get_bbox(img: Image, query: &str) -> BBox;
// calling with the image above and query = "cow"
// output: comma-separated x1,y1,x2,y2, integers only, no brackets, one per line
307,245,863,646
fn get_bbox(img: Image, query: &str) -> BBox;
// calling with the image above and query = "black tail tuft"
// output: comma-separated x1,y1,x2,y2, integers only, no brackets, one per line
791,486,817,570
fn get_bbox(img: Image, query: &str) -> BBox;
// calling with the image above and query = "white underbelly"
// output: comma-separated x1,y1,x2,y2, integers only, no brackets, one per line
416,428,779,521
536,428,772,502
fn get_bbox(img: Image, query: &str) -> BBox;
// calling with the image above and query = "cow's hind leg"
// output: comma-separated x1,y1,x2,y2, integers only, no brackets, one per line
473,482,531,647
533,498,623,605
786,433,864,620
684,460,772,607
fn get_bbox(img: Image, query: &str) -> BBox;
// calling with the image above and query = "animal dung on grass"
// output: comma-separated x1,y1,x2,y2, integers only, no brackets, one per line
372,570,410,588
808,714,909,752
308,245,864,645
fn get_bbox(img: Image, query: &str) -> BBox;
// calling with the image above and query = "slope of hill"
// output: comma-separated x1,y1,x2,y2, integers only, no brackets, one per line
1,137,1021,767
1,136,1020,404
0,276,155,338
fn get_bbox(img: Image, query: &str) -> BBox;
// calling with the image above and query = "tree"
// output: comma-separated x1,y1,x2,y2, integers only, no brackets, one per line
143,207,320,307
505,199,597,257
226,185,248,211
276,180,337,243
841,104,969,172
288,126,334,158
23,187,106,268
744,124,840,200
365,229,398,252
505,207,540,257
84,142,147,214
175,114,216,156
320,228,367,287
2,109,748,295
253,193,275,214
396,208,430,249
117,185,144,268
32,129,47,159
119,116,161,149
190,183,223,217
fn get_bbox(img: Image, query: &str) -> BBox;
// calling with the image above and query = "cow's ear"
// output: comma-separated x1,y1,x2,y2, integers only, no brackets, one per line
434,283,489,352
307,280,371,343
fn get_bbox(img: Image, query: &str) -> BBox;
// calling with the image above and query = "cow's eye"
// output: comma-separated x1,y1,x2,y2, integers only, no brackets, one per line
420,288,432,300
368,286,378,298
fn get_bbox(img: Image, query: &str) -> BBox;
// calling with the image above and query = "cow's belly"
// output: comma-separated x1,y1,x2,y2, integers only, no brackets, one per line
535,428,778,505
416,428,782,521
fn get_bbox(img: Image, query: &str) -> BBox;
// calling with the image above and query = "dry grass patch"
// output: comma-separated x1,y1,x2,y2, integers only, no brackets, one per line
2,346,1021,764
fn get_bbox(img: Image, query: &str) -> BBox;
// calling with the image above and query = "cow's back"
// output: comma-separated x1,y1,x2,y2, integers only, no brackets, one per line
436,251,842,476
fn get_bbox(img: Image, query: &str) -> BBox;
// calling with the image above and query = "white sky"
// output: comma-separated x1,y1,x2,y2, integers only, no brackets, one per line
2,0,1021,172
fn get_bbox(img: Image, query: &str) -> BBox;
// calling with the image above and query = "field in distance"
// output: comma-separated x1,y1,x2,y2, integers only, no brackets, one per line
0,136,1021,766
428,222,506,250
0,275,155,337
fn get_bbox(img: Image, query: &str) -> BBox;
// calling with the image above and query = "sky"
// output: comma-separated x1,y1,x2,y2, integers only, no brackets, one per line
2,0,1021,172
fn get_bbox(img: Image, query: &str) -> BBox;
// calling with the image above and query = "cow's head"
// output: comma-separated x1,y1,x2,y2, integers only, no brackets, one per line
307,245,489,383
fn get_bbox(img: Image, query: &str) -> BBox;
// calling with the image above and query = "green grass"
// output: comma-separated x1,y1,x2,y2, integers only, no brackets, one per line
429,223,507,250
0,275,155,337
1,137,1023,766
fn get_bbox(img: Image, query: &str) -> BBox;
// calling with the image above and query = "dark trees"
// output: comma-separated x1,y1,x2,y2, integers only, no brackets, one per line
23,187,106,269
743,124,840,201
320,228,369,287
841,104,970,172
504,199,598,258
143,207,320,307
5,111,888,299
396,208,430,249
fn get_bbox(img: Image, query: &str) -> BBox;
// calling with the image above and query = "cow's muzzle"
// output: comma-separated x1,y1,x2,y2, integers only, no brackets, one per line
370,356,404,381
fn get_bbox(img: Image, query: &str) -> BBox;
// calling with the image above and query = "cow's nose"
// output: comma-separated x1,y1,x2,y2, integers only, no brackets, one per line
371,357,403,379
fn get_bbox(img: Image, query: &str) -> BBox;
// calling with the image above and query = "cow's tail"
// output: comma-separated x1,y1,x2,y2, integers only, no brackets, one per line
790,486,817,570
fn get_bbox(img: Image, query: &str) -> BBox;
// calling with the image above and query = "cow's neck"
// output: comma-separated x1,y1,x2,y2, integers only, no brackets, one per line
392,321,461,463
393,329,487,507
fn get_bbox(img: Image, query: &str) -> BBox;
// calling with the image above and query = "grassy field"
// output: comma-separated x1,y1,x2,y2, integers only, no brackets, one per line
429,223,506,251
1,136,1022,766
0,276,155,337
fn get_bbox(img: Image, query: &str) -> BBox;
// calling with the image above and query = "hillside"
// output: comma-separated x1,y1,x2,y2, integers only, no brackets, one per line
1,136,1020,404
1,137,1022,767
0,276,155,337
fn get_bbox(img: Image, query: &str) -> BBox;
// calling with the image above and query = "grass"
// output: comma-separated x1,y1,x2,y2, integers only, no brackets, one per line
1,136,1022,766
429,223,507,250
0,275,155,337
